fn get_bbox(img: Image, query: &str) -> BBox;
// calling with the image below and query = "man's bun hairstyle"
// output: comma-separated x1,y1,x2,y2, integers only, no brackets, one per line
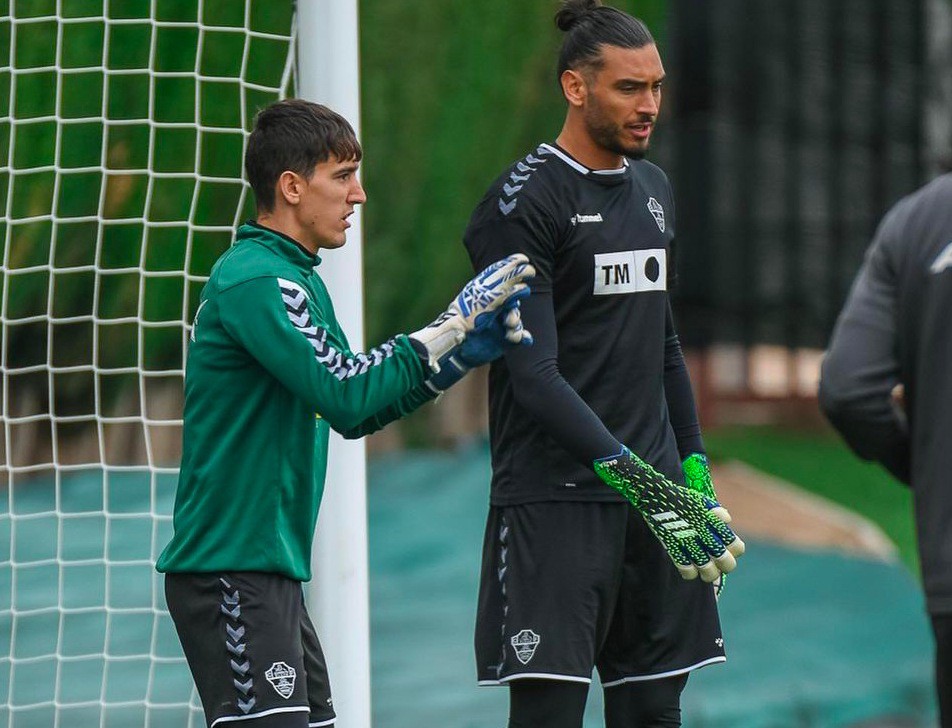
555,0,654,82
554,0,600,32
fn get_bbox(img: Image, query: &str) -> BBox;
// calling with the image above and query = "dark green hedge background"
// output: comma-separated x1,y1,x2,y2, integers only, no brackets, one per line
2,0,664,373
360,0,666,344
1,1,666,437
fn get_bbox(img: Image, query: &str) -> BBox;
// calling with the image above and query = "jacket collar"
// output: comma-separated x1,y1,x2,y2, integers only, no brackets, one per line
237,221,323,270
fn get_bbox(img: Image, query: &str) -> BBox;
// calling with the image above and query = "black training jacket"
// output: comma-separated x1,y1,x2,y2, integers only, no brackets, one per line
819,173,952,614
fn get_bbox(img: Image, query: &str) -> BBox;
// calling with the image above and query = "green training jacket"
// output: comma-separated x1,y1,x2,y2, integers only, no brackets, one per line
156,222,433,580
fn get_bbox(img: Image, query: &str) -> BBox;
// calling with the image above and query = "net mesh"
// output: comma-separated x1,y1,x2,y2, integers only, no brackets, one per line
0,1,295,724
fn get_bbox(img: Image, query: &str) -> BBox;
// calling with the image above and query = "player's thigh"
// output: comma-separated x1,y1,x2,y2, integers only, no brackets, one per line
931,613,952,727
603,673,688,728
475,501,628,684
165,572,312,728
508,679,588,728
299,597,336,726
597,507,724,684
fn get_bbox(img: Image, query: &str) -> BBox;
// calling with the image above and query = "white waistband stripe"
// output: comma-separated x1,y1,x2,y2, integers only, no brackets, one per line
601,655,727,688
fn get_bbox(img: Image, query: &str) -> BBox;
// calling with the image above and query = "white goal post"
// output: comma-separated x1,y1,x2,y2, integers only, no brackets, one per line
0,2,370,726
296,4,372,728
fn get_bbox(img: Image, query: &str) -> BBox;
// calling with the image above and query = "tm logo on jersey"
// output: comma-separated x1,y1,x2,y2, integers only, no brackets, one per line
593,249,667,295
510,629,541,665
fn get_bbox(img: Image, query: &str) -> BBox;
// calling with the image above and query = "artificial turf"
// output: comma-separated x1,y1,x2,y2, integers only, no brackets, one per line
705,424,919,573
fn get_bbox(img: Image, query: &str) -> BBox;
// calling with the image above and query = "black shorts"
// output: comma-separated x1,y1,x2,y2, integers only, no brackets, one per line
475,501,725,687
165,571,335,728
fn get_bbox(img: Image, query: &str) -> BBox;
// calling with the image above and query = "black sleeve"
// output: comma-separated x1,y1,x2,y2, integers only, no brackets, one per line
663,302,704,459
818,208,911,484
338,382,438,440
464,183,622,464
463,187,559,295
502,291,622,464
666,237,678,291
665,173,678,292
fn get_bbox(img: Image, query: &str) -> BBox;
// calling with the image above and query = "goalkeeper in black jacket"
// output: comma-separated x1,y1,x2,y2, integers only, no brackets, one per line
462,3,743,727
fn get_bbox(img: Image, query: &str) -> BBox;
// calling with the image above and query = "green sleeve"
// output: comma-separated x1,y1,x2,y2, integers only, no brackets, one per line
338,382,439,439
218,276,426,432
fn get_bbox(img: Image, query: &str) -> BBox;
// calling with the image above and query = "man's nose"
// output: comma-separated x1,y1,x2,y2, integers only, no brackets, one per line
637,89,659,117
350,179,367,204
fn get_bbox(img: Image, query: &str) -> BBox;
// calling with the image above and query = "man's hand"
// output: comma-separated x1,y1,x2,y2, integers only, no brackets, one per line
594,447,745,583
682,453,732,597
427,300,533,391
409,254,535,371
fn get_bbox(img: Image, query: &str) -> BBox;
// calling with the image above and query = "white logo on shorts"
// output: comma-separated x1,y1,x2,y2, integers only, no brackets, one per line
265,661,296,699
510,629,541,665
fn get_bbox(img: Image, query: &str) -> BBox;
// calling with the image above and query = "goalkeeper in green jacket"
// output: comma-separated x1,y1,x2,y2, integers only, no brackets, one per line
156,99,534,728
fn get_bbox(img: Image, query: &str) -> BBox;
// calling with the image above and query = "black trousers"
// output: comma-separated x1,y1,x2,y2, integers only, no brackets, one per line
933,613,952,727
508,674,688,728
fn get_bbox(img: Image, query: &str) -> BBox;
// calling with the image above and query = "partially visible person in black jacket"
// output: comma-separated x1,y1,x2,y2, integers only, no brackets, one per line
819,172,952,726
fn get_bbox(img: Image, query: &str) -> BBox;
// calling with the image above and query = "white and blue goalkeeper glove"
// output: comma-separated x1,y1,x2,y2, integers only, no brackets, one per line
594,447,745,583
409,254,535,372
427,299,532,391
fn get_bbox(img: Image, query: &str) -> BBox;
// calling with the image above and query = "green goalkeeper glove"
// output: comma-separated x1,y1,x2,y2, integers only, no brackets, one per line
594,447,745,583
682,453,718,501
682,452,730,597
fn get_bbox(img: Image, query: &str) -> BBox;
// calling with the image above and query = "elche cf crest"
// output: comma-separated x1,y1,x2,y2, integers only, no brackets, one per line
265,661,296,699
510,629,541,665
647,197,665,232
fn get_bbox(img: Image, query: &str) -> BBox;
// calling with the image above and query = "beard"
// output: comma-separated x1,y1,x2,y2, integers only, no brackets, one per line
584,100,651,161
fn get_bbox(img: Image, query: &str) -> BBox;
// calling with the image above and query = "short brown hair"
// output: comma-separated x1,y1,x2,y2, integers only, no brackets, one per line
245,99,362,212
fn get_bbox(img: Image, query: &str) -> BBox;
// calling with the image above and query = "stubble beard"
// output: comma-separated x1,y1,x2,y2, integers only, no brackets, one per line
584,103,650,162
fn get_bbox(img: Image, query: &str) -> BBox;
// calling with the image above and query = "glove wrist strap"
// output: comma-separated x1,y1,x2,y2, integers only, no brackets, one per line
408,316,464,372
593,448,669,504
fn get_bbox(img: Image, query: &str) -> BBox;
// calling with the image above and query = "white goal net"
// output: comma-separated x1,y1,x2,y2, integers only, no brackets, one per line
1,2,295,724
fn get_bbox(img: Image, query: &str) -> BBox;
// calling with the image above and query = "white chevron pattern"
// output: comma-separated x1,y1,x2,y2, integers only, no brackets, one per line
276,277,395,380
496,147,548,217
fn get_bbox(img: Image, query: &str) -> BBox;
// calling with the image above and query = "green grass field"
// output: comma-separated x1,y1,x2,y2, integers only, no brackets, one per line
705,424,920,572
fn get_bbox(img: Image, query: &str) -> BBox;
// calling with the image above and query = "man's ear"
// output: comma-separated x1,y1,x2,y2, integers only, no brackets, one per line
276,170,303,206
561,68,588,108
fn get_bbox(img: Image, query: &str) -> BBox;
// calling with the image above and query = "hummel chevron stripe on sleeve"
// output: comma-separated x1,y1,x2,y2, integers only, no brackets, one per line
277,278,396,381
